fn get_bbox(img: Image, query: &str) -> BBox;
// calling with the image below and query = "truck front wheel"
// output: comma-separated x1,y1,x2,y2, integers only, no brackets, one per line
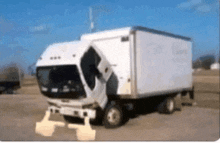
103,104,124,128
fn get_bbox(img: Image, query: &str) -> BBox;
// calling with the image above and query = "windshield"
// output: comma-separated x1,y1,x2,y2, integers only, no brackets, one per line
36,65,86,99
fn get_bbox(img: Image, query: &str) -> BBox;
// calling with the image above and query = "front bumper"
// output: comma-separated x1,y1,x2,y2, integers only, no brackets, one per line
48,106,96,119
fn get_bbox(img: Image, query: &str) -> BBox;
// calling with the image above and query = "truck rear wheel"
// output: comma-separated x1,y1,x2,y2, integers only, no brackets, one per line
103,104,124,128
158,97,175,114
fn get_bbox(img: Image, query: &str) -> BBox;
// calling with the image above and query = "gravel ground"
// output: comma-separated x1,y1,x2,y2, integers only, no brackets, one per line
0,93,219,141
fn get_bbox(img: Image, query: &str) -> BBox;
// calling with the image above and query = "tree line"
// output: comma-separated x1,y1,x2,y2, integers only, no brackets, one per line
193,55,219,70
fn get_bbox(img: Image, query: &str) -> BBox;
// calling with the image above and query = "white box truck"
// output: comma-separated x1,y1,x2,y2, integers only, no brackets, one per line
36,26,194,128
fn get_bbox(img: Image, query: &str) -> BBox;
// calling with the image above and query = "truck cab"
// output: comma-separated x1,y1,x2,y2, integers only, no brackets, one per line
36,40,116,126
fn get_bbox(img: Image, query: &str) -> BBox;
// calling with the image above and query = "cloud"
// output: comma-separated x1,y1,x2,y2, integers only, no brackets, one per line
32,25,45,31
177,2,192,10
29,24,50,34
196,5,211,13
190,0,202,5
177,0,215,13
177,0,202,9
64,9,69,16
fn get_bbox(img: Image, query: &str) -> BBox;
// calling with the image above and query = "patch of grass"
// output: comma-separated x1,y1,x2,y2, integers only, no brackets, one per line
194,93,219,109
193,82,219,93
193,69,219,93
193,69,219,76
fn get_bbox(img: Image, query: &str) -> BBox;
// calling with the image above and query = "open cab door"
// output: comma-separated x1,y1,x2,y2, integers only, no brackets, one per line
80,44,113,109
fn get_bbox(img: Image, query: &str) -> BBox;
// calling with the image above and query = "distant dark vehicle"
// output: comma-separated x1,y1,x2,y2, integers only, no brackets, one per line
200,55,215,70
0,64,22,94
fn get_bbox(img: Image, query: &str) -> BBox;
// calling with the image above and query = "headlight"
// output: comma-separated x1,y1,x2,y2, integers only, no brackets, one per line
41,86,48,91
48,101,60,108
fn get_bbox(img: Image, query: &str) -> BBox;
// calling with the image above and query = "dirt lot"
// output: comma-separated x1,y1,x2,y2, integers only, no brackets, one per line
0,70,219,141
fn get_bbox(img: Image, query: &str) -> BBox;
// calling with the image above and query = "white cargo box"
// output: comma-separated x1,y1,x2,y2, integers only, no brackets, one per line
81,26,193,99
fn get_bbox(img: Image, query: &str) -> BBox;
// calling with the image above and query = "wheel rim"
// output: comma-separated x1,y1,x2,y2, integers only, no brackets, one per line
167,99,174,112
107,107,121,125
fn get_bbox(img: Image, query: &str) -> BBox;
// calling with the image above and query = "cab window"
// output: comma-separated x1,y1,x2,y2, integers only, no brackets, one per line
80,47,101,90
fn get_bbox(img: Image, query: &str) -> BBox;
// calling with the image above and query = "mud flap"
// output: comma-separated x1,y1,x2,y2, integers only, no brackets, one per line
189,86,197,106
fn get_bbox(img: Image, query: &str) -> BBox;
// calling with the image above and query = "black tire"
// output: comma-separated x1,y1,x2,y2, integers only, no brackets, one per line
158,97,175,114
103,104,124,128
90,108,104,126
189,86,195,100
6,88,13,94
90,117,103,126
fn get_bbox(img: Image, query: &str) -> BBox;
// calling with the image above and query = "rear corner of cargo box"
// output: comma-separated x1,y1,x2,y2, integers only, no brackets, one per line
134,30,193,98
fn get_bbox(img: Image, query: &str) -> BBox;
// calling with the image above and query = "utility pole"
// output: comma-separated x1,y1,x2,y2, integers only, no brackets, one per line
89,5,109,33
89,7,95,33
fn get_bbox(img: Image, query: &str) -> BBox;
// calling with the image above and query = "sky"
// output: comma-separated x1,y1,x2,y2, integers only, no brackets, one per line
0,0,219,72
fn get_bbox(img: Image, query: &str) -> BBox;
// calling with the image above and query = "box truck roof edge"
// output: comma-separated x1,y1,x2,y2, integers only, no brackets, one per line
131,26,191,41
81,26,191,41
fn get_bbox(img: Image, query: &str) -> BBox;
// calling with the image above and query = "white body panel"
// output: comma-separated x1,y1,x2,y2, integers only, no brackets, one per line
92,38,131,95
135,31,192,97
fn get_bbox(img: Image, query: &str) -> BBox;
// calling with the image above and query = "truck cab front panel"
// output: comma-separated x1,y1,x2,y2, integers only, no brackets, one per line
36,65,86,99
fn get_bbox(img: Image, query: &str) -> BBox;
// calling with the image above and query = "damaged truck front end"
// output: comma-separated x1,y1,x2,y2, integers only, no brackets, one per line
36,65,97,119
37,65,86,99
36,41,112,125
